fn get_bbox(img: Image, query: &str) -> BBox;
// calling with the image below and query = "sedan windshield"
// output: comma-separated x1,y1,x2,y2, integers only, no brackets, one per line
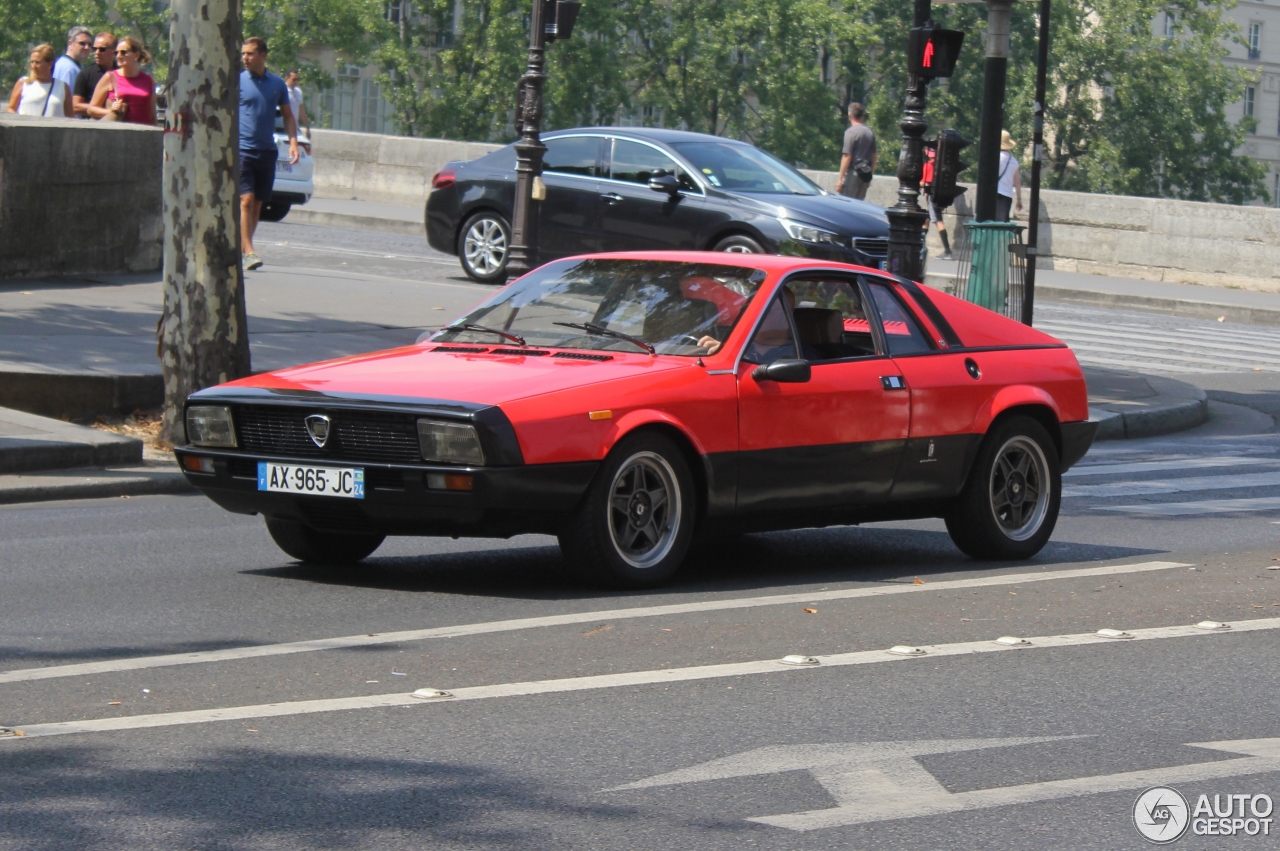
432,259,768,356
670,141,821,195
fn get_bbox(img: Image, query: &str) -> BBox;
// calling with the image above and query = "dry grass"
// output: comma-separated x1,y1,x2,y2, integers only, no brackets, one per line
87,409,172,453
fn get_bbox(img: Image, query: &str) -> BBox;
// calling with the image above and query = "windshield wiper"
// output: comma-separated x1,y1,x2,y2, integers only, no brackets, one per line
553,322,655,355
442,323,527,347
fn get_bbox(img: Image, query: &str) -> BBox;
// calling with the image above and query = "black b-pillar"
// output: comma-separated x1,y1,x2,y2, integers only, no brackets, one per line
885,0,932,283
507,0,549,279
975,0,1012,221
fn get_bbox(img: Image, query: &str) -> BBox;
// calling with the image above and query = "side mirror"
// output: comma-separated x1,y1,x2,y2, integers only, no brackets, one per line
648,173,681,194
752,359,811,383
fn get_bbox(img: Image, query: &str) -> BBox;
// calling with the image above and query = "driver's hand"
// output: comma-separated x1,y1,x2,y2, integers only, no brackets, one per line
697,335,721,355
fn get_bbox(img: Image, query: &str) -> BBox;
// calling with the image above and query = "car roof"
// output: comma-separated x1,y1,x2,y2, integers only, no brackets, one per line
544,250,883,276
543,127,754,147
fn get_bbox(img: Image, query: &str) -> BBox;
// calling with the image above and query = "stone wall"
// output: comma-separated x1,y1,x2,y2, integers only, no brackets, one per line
311,128,1280,292
0,115,162,279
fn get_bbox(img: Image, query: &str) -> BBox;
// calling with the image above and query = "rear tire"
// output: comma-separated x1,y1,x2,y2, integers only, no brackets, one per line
945,416,1060,560
713,234,765,254
259,201,292,222
265,518,385,565
457,211,511,283
558,433,696,589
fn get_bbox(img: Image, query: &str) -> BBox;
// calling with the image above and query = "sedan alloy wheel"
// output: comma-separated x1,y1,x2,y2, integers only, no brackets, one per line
458,212,511,283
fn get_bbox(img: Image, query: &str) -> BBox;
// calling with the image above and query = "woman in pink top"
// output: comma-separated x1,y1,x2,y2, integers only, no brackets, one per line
88,36,154,124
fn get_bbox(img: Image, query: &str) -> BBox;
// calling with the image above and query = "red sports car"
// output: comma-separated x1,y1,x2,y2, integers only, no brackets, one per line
177,252,1096,587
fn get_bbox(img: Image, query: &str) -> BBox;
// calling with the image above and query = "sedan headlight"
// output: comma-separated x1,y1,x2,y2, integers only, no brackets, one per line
186,405,237,448
417,419,485,465
778,217,851,248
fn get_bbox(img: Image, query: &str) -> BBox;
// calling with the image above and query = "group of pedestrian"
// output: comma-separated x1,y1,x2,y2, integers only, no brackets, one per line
6,26,154,124
833,104,1024,251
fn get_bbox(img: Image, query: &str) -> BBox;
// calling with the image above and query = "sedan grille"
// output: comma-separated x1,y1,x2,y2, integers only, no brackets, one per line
234,406,422,464
854,238,889,256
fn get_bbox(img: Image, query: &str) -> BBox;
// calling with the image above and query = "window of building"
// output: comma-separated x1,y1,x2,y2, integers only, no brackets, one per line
387,0,405,25
1274,173,1280,208
1163,12,1176,37
1249,23,1262,60
1245,86,1256,118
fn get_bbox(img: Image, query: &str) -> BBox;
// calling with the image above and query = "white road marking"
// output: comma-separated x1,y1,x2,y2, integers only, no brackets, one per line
0,561,1187,685
5,616,1276,742
608,736,1280,832
1065,456,1275,478
1094,497,1280,516
1064,471,1280,499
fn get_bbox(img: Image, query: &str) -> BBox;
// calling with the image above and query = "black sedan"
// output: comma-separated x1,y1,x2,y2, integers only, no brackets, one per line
426,127,891,283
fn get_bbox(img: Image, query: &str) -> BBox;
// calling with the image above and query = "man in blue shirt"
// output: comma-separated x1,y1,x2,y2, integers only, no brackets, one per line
239,37,298,271
53,27,93,103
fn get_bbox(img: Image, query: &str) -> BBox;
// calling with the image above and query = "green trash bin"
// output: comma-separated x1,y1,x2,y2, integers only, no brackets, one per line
954,221,1024,317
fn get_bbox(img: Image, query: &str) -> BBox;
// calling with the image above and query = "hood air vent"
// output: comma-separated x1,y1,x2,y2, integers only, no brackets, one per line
553,352,613,362
490,348,551,357
430,346,491,354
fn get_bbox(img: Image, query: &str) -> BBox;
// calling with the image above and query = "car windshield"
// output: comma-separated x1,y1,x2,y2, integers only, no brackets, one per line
670,141,821,195
432,259,768,356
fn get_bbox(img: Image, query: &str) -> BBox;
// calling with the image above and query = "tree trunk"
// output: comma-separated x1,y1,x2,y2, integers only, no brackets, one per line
158,0,250,445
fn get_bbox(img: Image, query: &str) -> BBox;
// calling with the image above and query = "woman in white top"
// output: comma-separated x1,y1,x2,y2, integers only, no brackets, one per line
995,129,1023,222
6,44,74,118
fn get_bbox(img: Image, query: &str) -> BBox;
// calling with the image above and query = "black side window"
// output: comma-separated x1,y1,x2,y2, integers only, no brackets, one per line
786,277,877,360
865,280,933,355
611,139,697,191
742,296,797,365
544,136,600,177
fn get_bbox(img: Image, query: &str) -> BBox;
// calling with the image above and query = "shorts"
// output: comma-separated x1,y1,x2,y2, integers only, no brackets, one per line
925,191,941,223
239,148,279,202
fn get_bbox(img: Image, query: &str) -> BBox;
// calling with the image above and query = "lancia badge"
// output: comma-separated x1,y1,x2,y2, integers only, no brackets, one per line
305,414,331,448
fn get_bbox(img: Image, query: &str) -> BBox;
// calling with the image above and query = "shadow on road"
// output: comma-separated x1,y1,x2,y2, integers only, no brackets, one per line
243,526,1163,602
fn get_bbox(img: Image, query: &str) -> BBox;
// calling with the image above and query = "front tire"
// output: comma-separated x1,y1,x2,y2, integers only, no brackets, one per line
265,518,385,565
457,211,511,283
945,416,1060,560
713,234,765,254
558,433,696,589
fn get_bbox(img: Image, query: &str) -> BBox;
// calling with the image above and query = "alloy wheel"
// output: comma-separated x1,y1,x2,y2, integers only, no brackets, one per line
988,435,1051,541
463,218,508,276
607,451,681,569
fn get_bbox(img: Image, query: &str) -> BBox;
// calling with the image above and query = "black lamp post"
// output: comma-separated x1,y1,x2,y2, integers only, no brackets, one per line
884,0,934,283
506,0,581,280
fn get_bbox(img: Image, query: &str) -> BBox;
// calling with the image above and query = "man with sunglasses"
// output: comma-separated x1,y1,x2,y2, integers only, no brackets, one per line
53,26,92,102
72,32,116,118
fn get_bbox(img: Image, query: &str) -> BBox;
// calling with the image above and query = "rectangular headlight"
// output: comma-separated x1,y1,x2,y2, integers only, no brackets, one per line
417,420,485,465
186,405,237,448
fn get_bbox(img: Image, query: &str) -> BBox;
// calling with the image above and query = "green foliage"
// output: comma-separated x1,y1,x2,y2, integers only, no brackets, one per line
0,0,109,87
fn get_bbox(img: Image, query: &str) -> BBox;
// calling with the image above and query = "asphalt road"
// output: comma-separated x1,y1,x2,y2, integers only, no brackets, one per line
4,220,1280,849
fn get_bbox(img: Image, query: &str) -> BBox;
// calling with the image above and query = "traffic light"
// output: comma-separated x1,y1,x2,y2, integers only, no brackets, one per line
932,129,972,211
543,0,581,41
908,23,964,79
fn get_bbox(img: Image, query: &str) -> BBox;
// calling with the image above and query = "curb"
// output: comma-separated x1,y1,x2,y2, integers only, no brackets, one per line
0,432,141,475
286,207,424,237
0,467,195,506
1090,397,1210,441
0,371,162,421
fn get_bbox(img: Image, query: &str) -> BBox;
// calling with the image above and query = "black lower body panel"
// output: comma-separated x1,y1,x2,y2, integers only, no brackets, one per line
1060,419,1099,471
177,450,597,539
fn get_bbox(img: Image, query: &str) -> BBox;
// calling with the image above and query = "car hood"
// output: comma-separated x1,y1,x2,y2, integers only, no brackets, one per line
731,191,889,237
211,344,692,407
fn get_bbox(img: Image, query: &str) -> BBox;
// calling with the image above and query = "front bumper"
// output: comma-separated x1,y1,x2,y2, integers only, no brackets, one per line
176,448,598,539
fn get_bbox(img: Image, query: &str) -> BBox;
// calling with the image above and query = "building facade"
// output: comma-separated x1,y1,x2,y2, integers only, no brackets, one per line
1221,0,1280,205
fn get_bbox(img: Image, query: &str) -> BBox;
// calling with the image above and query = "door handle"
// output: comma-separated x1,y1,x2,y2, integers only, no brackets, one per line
600,192,624,204
880,375,906,391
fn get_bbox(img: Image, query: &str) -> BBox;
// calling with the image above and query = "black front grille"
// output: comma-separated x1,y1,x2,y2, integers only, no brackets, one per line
235,406,422,464
854,238,889,256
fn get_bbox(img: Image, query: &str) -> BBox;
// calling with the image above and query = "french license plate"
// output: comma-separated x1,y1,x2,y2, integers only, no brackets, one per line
258,463,364,499
275,161,292,173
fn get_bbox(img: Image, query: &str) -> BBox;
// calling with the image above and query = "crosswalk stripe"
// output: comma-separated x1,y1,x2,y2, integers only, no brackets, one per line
1038,320,1280,353
1065,456,1275,478
1064,471,1280,499
1048,341,1278,372
1093,496,1280,516
1038,323,1280,360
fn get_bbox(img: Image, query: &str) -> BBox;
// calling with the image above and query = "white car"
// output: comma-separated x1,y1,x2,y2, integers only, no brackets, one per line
262,123,313,222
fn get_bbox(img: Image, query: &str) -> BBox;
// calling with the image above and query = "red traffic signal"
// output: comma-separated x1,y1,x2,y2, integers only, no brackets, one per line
909,24,964,79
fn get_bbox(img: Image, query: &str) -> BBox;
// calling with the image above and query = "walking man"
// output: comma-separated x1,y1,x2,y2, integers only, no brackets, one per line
239,37,298,271
72,32,115,118
835,102,876,201
283,70,311,138
52,27,92,101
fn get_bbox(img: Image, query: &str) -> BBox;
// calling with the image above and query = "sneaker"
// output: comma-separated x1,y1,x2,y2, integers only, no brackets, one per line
244,254,263,271
941,251,954,261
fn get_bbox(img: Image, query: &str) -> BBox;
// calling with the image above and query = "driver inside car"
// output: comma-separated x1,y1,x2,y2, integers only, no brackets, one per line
701,286,796,358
